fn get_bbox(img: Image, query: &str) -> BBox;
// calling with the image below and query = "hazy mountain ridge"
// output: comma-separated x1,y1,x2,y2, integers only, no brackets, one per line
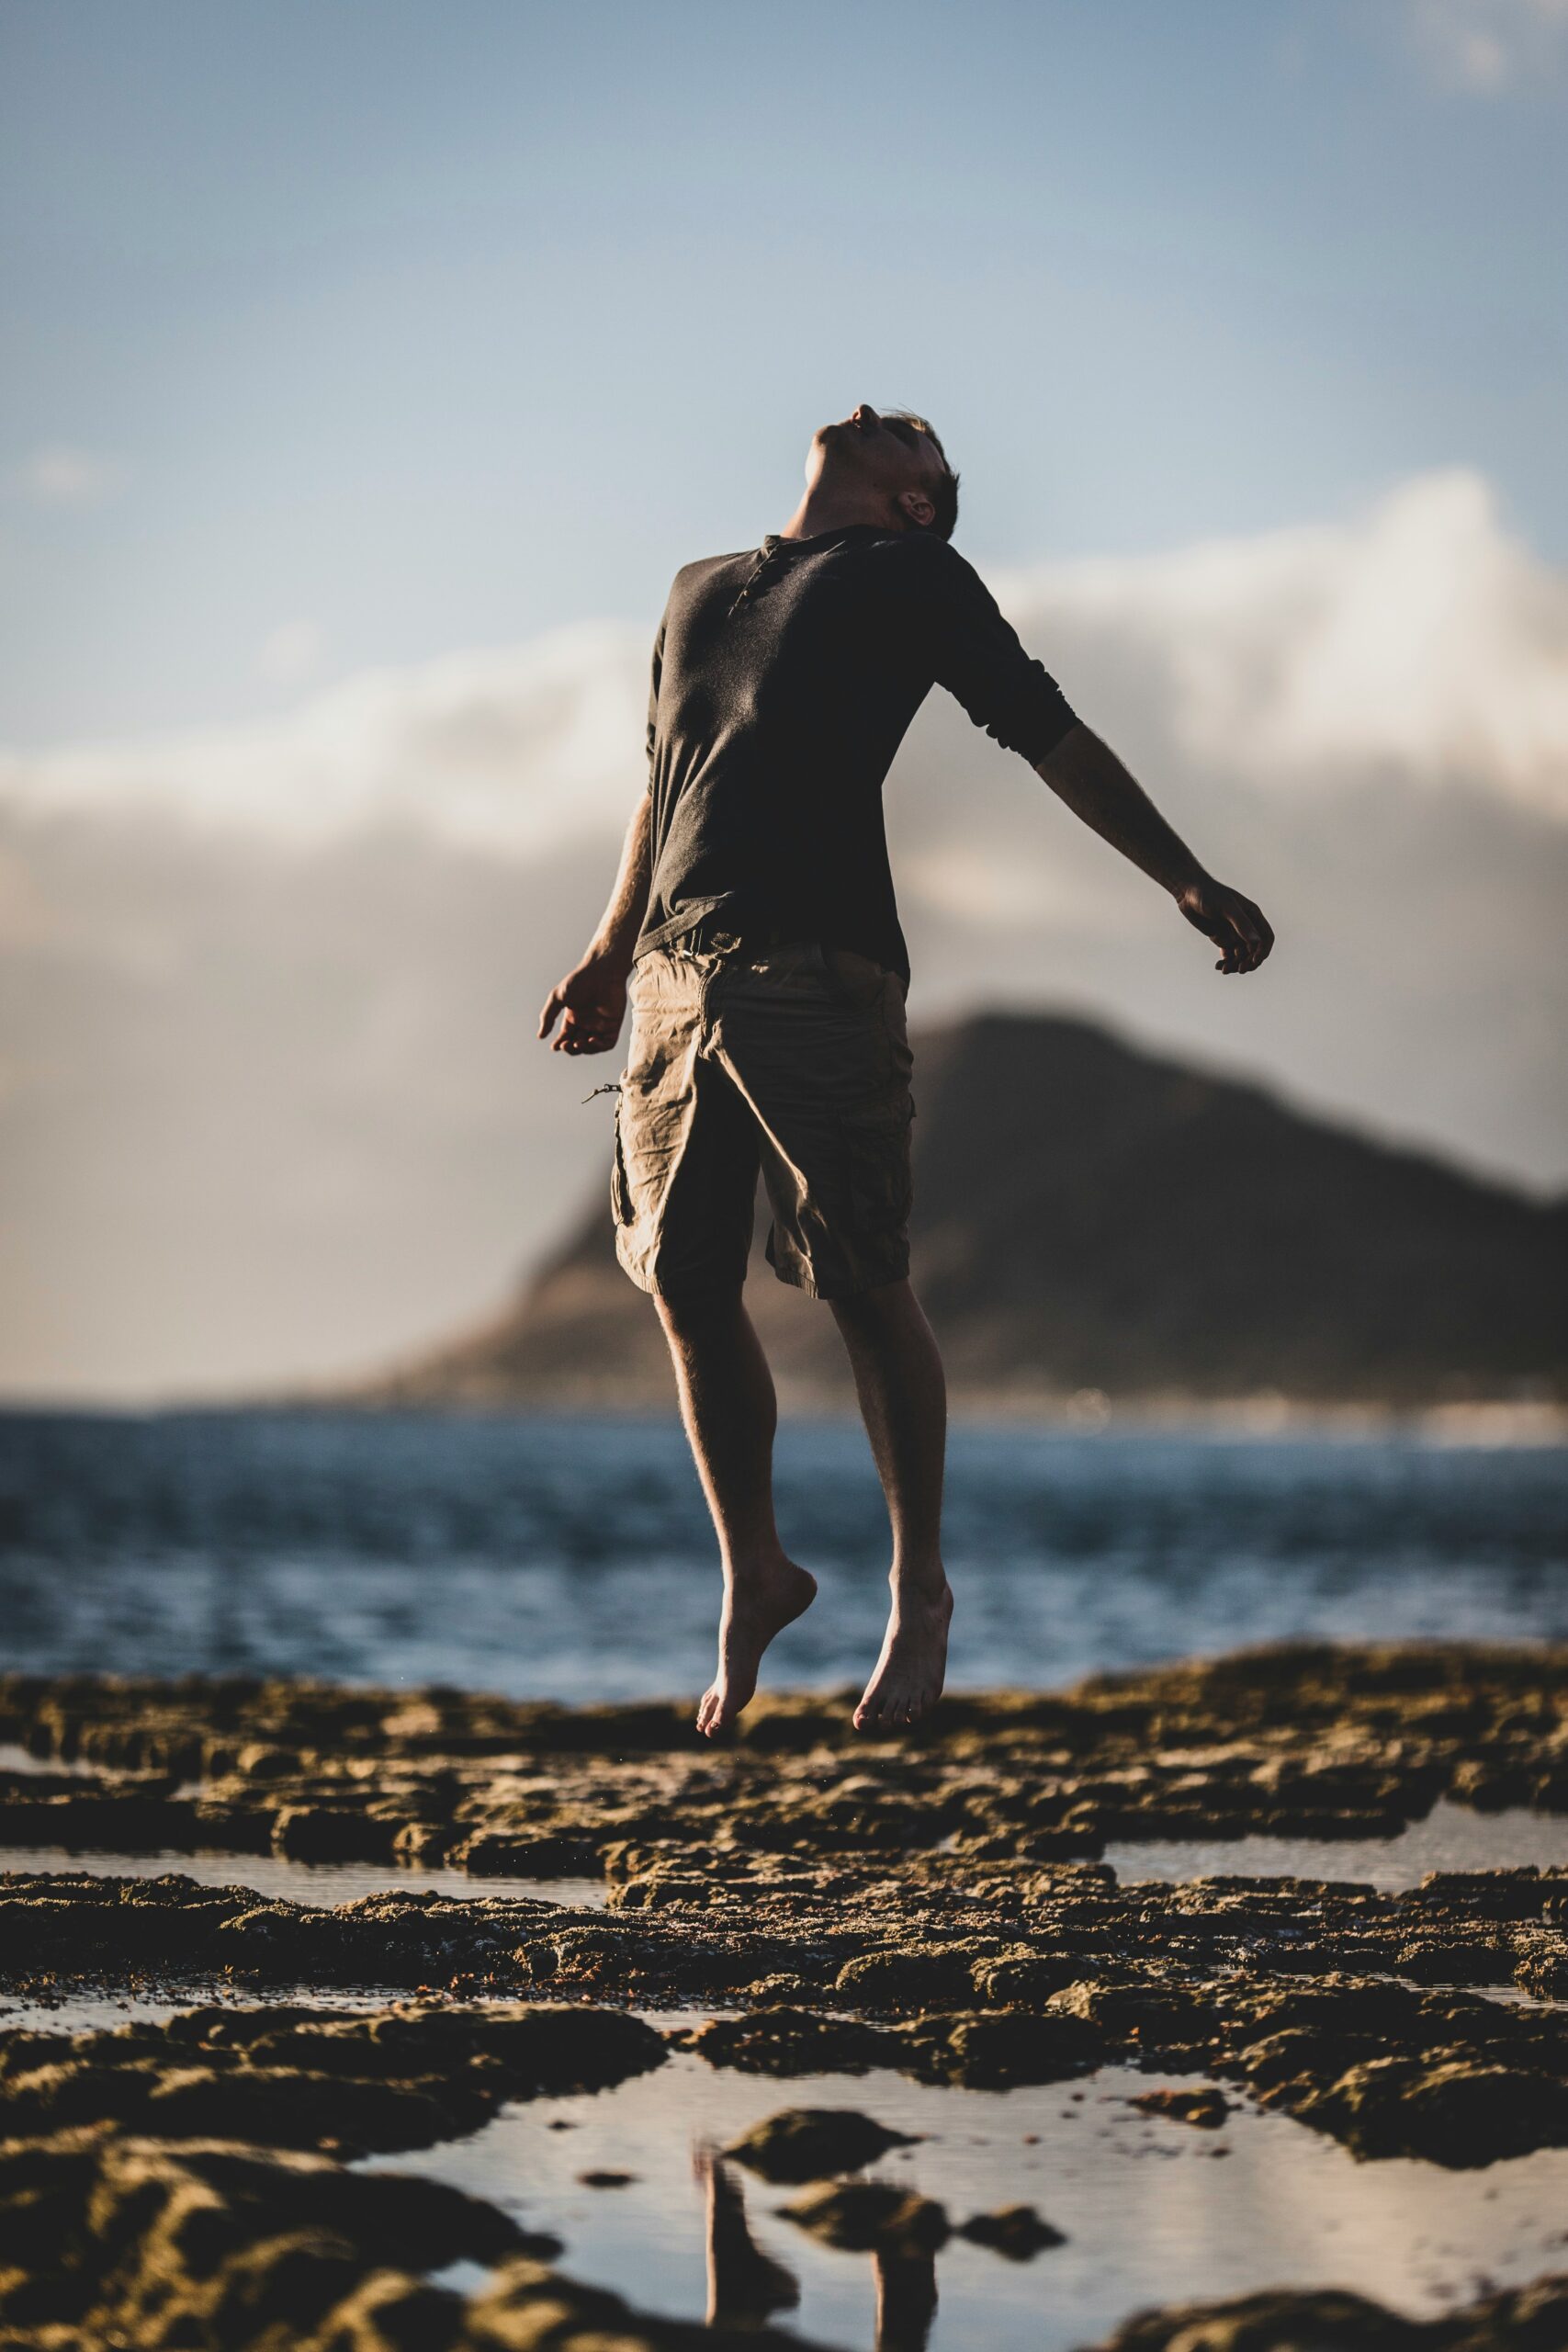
366,1012,1568,1415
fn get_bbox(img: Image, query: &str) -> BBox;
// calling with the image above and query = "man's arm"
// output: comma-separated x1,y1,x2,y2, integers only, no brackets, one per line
1037,722,1273,976
537,790,652,1055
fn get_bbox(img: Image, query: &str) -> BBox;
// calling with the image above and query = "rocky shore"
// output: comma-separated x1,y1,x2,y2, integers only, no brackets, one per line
3,1644,1567,2349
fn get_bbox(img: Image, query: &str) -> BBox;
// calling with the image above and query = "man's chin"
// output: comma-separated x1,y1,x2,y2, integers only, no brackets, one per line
811,422,868,479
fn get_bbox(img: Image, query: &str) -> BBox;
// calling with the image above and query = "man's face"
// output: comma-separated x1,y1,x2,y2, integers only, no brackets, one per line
807,403,948,527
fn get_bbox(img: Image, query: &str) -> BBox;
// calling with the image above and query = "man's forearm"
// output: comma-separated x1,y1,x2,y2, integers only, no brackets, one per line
588,792,654,968
1035,722,1205,898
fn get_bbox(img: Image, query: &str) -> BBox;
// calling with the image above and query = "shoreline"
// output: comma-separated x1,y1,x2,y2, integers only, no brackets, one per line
4,1644,1567,2348
4,1389,1567,1447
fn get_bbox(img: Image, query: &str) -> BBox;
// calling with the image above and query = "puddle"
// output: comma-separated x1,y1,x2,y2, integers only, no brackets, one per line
1105,1802,1568,1893
0,1984,423,2035
0,1744,101,1779
377,2053,1568,2352
0,1848,608,1911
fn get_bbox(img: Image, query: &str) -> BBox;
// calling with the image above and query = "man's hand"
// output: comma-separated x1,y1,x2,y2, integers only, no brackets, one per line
1176,876,1274,975
537,951,630,1055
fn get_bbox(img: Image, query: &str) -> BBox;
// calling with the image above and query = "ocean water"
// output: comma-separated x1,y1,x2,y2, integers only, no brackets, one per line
1,1408,1563,1696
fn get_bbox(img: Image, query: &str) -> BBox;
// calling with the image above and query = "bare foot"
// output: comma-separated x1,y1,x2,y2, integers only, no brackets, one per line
854,1576,953,1734
696,1556,817,1737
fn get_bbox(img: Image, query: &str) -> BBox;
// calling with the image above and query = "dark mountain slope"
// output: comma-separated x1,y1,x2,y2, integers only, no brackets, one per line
371,1012,1567,1409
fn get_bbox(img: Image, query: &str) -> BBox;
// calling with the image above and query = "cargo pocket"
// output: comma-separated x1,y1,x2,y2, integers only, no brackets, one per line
845,1100,914,1238
611,1094,634,1227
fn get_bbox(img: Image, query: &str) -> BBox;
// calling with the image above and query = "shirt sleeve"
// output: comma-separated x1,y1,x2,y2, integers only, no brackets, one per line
645,616,666,793
924,544,1077,764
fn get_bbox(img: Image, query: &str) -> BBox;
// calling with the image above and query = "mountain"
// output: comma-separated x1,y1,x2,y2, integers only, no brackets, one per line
367,1012,1568,1412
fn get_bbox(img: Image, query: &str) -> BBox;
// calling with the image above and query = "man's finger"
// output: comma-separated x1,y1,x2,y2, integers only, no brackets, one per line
537,987,566,1041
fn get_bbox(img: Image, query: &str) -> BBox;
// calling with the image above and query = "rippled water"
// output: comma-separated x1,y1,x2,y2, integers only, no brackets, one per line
1,1409,1563,1694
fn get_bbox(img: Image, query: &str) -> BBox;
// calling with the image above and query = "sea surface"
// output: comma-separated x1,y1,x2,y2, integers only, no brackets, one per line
1,1408,1563,1695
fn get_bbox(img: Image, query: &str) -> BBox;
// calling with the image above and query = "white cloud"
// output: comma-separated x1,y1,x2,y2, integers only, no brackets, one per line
1406,0,1568,88
998,471,1568,820
0,619,649,858
6,444,127,509
256,620,327,686
2,471,1563,854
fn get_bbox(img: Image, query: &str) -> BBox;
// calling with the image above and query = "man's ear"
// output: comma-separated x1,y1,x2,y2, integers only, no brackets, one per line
896,487,936,530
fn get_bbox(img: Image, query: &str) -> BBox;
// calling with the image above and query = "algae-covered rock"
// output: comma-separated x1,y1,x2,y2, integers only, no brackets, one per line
686,2006,901,2077
898,2008,1103,2088
0,2002,668,2159
1299,2055,1568,2167
452,1831,599,1878
272,1805,401,1864
833,1944,979,2009
1131,2086,1231,2130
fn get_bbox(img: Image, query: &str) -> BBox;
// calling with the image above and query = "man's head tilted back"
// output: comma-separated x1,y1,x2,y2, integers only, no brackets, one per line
807,403,960,539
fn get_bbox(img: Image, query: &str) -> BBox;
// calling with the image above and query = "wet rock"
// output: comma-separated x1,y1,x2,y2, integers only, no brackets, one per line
6,1649,1568,2195
973,1951,1085,2006
1082,2285,1428,2348
783,2180,949,2255
685,2006,902,2076
1081,2274,1568,2349
1048,1977,1220,2054
0,2001,668,2160
1408,1867,1551,1921
832,1943,980,2009
303,2270,467,2351
1296,2055,1568,2167
959,2203,1066,2258
464,2253,830,2347
451,1831,599,1877
1131,2086,1231,2129
392,1821,455,1868
898,2009,1103,2088
725,2105,917,2183
0,2129,537,2351
1514,1935,1568,2000
273,1805,401,1864
0,1789,205,1851
191,1798,276,1852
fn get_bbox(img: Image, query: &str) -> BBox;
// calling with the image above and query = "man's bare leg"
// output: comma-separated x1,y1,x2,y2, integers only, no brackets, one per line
655,1284,818,1737
829,1277,953,1733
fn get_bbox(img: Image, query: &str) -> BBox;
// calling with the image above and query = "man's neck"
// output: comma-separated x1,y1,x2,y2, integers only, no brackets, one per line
778,485,901,541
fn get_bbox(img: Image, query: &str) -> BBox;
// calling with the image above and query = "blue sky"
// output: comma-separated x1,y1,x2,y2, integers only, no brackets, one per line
3,0,1564,742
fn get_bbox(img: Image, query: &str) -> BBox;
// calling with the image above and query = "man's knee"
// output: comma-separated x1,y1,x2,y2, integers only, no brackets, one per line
653,1280,747,1339
829,1274,916,1329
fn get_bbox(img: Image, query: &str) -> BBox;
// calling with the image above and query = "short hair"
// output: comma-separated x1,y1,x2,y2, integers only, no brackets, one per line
888,409,960,541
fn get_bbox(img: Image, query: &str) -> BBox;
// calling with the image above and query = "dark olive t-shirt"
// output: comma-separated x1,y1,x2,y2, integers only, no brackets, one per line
636,522,1077,983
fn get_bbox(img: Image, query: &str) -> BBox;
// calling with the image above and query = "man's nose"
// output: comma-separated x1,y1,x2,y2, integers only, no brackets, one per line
852,403,881,430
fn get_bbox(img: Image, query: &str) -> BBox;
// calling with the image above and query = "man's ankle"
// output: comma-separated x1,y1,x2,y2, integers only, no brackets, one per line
890,1560,949,1604
722,1545,795,1586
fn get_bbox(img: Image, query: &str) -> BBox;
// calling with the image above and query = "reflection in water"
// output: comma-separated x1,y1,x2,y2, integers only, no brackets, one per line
365,2051,1568,2352
695,2143,936,2352
874,2248,939,2352
695,2144,799,2328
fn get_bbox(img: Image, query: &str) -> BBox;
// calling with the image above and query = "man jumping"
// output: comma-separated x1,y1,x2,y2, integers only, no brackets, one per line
538,405,1273,1738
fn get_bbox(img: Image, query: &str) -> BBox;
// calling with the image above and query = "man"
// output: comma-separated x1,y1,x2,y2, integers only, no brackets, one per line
539,405,1272,1739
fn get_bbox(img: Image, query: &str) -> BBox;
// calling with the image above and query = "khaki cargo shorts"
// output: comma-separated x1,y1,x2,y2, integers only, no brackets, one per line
613,938,914,1299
